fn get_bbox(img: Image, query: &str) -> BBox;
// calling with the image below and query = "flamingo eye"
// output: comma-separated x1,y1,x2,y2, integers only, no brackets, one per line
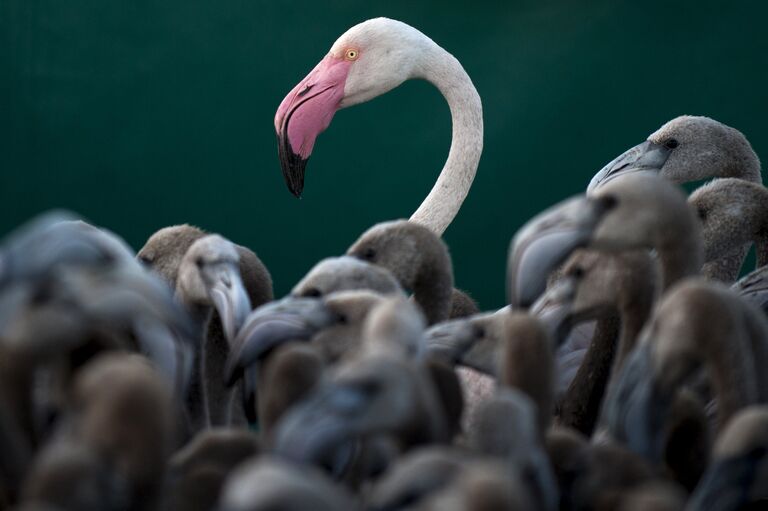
361,248,376,261
345,49,359,61
302,287,322,298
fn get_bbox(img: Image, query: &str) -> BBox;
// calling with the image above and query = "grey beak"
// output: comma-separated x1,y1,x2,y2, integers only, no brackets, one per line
224,297,336,386
422,314,500,375
209,265,252,344
421,318,478,364
587,140,672,192
507,196,612,308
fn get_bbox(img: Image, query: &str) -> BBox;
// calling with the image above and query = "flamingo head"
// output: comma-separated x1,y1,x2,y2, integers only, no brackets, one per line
274,18,431,197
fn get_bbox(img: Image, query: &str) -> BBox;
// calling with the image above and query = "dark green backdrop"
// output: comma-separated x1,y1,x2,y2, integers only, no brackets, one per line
3,1,767,309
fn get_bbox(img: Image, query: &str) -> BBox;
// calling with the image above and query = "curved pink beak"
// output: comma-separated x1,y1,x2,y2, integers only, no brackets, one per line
274,55,352,198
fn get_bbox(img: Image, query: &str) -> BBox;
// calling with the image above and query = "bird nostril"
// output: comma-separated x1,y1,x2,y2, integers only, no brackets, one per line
297,84,314,97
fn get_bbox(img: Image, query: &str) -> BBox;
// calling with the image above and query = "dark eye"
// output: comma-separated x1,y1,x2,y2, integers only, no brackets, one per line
697,208,707,221
571,266,585,278
336,313,348,324
138,254,153,266
361,248,376,261
195,257,204,268
599,194,618,211
302,287,322,298
473,325,486,338
664,138,679,149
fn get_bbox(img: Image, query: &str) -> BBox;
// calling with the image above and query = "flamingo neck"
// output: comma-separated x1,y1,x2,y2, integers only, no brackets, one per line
612,285,655,378
656,213,703,291
658,239,701,292
408,44,483,236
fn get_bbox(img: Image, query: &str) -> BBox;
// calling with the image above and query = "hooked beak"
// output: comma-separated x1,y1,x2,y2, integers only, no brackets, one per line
507,196,614,308
587,140,672,192
274,55,353,198
208,265,252,344
424,314,500,376
421,318,478,365
224,297,336,386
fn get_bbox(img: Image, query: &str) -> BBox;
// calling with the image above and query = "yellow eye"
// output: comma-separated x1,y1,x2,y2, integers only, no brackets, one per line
345,49,359,61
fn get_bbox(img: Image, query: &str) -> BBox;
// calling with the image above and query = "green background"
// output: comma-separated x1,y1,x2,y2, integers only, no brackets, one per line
3,0,767,309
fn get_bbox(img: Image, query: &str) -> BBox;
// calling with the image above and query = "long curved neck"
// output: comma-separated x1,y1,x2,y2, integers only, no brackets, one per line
701,154,762,281
613,292,654,375
706,323,761,433
173,287,211,431
557,313,620,437
702,183,768,281
658,222,703,291
702,247,749,283
501,318,554,435
412,234,454,324
409,45,483,236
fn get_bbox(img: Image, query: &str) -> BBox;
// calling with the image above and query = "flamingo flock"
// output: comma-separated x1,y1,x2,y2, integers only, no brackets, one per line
2,16,768,511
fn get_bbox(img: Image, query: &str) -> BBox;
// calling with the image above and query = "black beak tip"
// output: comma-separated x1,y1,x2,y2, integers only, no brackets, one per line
277,133,308,199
